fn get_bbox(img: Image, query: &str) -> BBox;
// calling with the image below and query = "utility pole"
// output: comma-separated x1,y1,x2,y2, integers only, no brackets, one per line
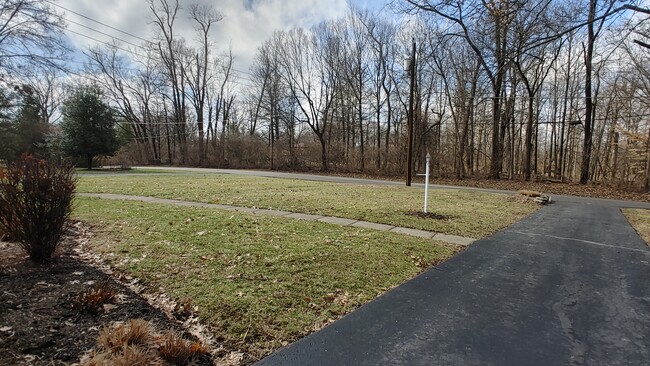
406,40,416,186
424,152,430,213
269,116,274,170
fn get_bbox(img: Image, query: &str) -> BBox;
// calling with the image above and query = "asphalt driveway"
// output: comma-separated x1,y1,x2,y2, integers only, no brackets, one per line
255,201,650,365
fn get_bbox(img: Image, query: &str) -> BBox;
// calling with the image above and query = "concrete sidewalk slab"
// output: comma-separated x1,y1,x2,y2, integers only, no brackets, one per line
389,227,435,239
228,206,257,214
284,213,325,221
253,209,291,217
433,233,476,246
318,217,358,226
351,221,395,231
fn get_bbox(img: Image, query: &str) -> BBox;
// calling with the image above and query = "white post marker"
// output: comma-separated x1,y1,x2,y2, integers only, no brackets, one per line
424,152,431,213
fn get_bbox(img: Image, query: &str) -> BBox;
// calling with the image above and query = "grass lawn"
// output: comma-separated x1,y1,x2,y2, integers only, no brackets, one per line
76,168,188,175
622,208,650,246
73,197,460,361
78,173,538,238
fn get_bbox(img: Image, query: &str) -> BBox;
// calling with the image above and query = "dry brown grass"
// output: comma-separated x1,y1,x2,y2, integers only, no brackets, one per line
82,345,161,366
622,209,650,247
517,189,542,197
72,281,118,313
81,319,208,366
96,319,156,353
158,331,208,365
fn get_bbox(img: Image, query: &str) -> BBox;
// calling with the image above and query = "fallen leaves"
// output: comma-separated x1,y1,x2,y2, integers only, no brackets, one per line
433,178,650,202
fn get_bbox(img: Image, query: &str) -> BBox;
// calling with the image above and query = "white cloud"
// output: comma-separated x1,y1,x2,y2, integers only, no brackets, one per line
57,0,355,72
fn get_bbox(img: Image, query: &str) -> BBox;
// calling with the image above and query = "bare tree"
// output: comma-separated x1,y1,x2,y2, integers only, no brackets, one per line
403,0,523,179
149,0,188,163
622,43,650,191
342,9,371,171
86,45,166,163
358,13,395,170
432,37,480,179
512,0,562,180
214,48,234,164
580,0,618,184
0,0,68,75
185,4,222,165
279,26,340,171
251,32,293,169
19,68,62,125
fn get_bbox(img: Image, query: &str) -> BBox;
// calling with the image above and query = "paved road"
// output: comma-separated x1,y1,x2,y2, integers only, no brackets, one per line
134,166,650,208
253,201,650,365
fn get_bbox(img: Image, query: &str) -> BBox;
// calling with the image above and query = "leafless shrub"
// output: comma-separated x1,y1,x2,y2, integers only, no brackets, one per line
0,155,76,262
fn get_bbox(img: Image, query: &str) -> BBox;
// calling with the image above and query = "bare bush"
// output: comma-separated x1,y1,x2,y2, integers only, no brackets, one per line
0,155,76,262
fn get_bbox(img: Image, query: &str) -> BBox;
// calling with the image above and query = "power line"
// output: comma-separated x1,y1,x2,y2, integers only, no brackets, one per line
63,28,147,60
46,10,150,60
65,18,145,50
49,0,257,77
44,0,153,45
43,0,275,90
50,4,258,86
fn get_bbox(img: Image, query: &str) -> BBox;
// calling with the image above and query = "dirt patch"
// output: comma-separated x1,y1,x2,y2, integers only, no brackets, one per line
0,225,214,366
405,210,454,220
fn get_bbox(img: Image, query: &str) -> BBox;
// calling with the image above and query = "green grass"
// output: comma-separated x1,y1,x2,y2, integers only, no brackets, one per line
76,168,188,175
73,197,460,360
78,173,537,238
622,208,650,247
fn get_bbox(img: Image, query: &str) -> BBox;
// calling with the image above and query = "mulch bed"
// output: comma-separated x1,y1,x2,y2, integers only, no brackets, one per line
0,226,214,366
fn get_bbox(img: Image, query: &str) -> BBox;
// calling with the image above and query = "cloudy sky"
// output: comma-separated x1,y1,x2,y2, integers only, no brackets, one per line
56,0,389,74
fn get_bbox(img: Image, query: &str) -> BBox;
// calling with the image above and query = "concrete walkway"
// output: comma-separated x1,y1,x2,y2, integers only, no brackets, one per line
77,193,476,246
254,200,650,366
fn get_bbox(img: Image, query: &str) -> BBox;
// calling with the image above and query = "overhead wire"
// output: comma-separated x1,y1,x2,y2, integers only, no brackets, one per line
44,0,153,45
63,28,148,60
49,3,260,92
64,18,146,50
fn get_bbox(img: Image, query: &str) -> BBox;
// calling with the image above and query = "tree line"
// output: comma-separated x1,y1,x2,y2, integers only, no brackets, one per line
3,0,650,189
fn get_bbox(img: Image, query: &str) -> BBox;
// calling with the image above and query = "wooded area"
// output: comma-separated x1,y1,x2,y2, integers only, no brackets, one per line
4,0,650,189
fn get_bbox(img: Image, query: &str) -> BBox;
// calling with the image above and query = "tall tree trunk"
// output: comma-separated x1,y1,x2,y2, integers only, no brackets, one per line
489,17,507,180
523,93,535,180
319,134,328,172
376,91,381,171
489,86,503,179
643,129,650,193
581,0,597,184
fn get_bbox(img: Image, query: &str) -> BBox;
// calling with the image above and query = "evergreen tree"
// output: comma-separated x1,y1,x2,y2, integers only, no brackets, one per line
15,87,48,156
0,86,46,161
0,89,19,161
61,85,118,169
